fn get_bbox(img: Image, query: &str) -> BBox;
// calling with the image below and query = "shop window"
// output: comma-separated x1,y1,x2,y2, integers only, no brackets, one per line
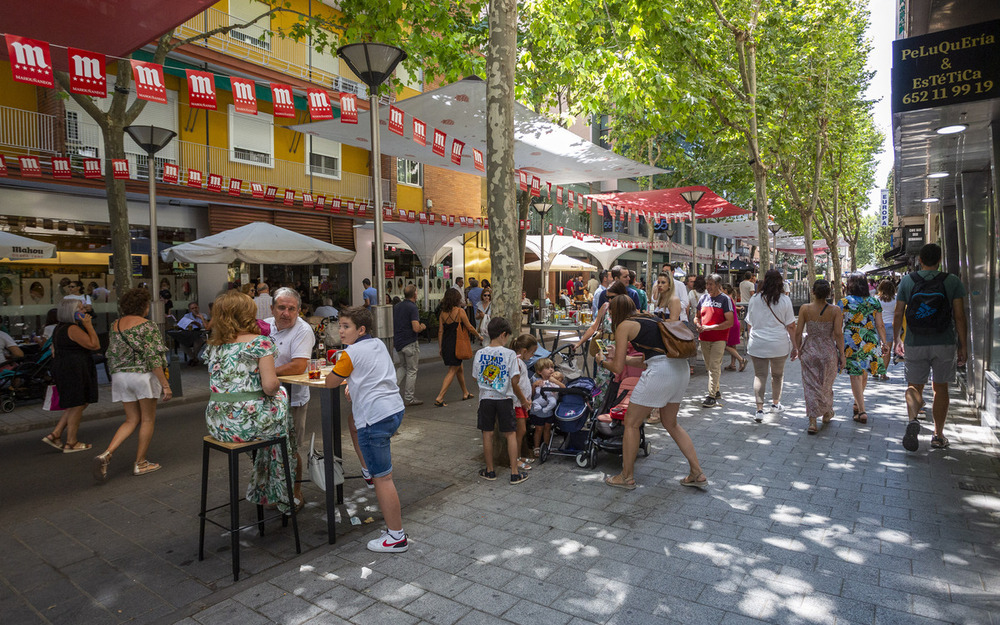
228,0,271,51
306,135,341,179
397,159,421,187
229,106,273,167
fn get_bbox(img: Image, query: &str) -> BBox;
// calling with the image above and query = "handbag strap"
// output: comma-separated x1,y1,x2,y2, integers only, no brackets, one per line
763,298,784,326
115,320,144,356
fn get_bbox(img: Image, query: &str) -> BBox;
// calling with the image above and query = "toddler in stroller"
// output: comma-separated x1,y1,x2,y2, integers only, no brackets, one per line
535,376,598,464
529,358,563,457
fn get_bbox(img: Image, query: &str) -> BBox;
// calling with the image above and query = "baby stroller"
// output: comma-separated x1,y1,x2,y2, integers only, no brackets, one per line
537,377,599,464
0,337,54,412
576,374,650,469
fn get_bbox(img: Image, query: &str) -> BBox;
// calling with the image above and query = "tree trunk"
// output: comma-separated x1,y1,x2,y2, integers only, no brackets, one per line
800,210,816,284
103,122,134,299
485,0,518,466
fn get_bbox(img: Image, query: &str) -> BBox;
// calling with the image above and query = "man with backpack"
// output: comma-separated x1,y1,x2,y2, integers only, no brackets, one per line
894,243,967,451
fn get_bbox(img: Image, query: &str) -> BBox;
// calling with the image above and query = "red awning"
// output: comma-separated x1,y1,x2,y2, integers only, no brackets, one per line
0,0,218,70
585,185,752,220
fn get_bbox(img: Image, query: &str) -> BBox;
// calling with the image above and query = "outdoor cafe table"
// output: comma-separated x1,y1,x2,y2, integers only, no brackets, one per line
529,322,590,351
278,367,343,545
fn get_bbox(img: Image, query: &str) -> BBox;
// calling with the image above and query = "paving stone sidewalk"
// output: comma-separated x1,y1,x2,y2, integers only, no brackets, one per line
172,362,1000,625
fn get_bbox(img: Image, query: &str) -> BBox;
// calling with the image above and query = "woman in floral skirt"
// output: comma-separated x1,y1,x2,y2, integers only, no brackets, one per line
204,290,296,512
839,272,890,425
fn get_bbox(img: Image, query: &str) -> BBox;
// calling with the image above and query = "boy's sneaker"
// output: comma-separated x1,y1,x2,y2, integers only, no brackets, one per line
478,469,497,481
715,391,722,399
902,420,921,452
510,471,530,485
362,474,374,489
754,409,765,423
770,403,784,413
702,396,717,408
367,530,408,553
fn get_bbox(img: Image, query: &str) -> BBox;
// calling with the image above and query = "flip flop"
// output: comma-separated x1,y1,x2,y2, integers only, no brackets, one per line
462,394,475,401
739,359,748,372
724,365,737,371
433,400,447,407
604,474,637,490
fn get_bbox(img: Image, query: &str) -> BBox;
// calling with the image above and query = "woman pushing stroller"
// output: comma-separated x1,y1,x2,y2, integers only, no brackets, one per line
594,292,707,490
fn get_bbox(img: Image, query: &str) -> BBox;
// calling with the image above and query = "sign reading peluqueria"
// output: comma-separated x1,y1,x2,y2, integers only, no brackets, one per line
892,20,999,113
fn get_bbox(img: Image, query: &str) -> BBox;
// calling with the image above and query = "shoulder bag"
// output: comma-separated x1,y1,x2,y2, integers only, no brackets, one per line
453,311,474,360
633,315,697,359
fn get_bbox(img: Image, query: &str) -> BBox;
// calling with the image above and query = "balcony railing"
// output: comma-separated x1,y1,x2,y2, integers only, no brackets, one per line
0,106,57,155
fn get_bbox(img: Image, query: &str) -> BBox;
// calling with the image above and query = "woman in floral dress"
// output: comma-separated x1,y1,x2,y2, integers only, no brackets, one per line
839,272,889,425
204,291,296,513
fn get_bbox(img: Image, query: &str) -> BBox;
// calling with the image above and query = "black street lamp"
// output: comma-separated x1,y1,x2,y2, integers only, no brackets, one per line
767,222,782,270
124,125,176,325
532,202,554,315
337,42,407,323
680,190,705,274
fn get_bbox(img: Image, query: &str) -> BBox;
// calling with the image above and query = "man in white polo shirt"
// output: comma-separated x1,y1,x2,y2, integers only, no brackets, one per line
265,287,315,505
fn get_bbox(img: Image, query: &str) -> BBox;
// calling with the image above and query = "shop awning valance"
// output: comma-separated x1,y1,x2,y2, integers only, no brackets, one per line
161,222,355,265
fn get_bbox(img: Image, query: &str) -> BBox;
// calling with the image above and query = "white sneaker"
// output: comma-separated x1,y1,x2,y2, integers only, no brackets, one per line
770,403,785,414
754,410,765,423
367,530,408,553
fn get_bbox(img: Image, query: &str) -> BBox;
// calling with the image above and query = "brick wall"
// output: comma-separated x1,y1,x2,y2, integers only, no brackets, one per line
423,164,482,219
36,87,66,155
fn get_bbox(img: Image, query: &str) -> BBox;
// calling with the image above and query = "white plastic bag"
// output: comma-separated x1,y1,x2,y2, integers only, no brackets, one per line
308,433,343,491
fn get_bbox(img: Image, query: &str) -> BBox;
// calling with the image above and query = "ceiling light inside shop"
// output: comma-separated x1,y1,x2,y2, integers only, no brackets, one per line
921,197,940,203
926,172,949,178
935,124,968,135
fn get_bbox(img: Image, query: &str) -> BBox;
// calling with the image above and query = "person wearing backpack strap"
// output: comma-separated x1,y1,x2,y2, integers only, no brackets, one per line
894,243,968,452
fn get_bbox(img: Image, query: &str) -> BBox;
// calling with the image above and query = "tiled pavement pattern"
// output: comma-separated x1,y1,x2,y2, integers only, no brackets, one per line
2,340,998,625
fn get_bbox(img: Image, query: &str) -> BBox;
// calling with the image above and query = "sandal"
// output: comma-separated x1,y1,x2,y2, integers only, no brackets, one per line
462,393,475,401
604,474,637,490
822,412,834,424
518,461,533,471
41,433,62,450
478,468,497,481
807,418,818,435
930,434,950,449
854,411,868,425
93,451,111,482
518,456,535,464
739,358,748,372
133,460,161,475
62,441,91,453
724,365,737,371
680,473,708,489
433,399,447,407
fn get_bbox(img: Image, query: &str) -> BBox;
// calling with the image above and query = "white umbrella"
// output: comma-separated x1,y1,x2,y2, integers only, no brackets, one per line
524,253,597,272
0,231,56,260
161,222,356,264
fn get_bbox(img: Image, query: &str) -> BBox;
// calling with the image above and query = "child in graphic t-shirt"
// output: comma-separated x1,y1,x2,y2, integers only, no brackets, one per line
325,306,408,553
511,334,538,472
472,318,531,484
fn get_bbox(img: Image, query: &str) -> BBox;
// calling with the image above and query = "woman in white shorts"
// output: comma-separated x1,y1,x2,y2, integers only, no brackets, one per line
93,287,172,481
595,293,706,490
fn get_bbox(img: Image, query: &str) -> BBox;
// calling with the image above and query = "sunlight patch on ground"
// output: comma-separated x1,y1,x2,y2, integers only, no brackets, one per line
678,541,744,567
592,528,619,540
832,546,866,564
552,537,600,558
729,484,766,496
876,529,910,543
943,553,971,566
790,481,813,490
792,592,837,622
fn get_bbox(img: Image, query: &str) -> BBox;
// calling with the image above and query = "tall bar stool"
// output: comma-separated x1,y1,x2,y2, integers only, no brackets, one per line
198,435,301,581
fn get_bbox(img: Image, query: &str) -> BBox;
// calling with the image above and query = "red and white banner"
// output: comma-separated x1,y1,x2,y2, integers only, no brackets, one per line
315,195,326,210
230,77,258,115
331,198,341,213
18,156,40,177
265,185,278,200
519,219,525,230
346,201,355,215
428,213,436,225
49,157,70,179
271,84,296,118
412,118,426,145
432,129,447,157
228,178,242,196
302,192,314,208
250,182,264,198
484,218,489,229
186,69,217,110
568,190,575,206
207,173,223,192
474,218,482,227
448,215,455,227
450,139,464,165
0,156,6,177
111,159,129,180
388,106,404,135
383,206,392,219
530,176,541,198
473,148,484,172
556,186,563,204
163,163,178,184
5,35,53,88
187,169,203,188
306,88,334,121
283,189,295,205
83,158,101,179
460,216,468,226
556,226,564,235
418,212,428,225
407,210,416,223
339,93,358,124
518,171,527,191
67,47,105,97
130,60,167,103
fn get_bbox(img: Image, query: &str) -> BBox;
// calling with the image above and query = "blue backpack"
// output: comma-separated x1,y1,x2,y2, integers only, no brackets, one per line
905,272,952,335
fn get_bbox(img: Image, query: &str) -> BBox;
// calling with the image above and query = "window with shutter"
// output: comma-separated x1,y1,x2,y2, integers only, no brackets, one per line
310,29,339,77
229,105,273,167
306,135,341,179
228,0,271,51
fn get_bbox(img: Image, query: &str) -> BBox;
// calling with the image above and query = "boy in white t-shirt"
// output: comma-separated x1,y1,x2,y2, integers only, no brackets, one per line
473,317,532,484
325,306,408,553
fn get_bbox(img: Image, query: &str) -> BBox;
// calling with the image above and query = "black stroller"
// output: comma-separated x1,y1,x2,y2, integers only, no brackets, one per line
0,336,54,412
537,377,599,464
576,375,650,469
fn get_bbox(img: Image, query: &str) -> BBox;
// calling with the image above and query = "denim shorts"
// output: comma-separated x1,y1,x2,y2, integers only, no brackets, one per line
356,410,404,478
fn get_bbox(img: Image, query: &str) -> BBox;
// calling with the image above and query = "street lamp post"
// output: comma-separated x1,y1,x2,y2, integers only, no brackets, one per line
725,241,734,274
664,223,675,271
337,42,407,334
124,125,177,326
532,202,553,319
767,222,781,271
680,190,705,275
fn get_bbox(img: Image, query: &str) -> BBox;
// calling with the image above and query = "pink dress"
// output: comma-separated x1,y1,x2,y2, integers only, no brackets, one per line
726,295,741,347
